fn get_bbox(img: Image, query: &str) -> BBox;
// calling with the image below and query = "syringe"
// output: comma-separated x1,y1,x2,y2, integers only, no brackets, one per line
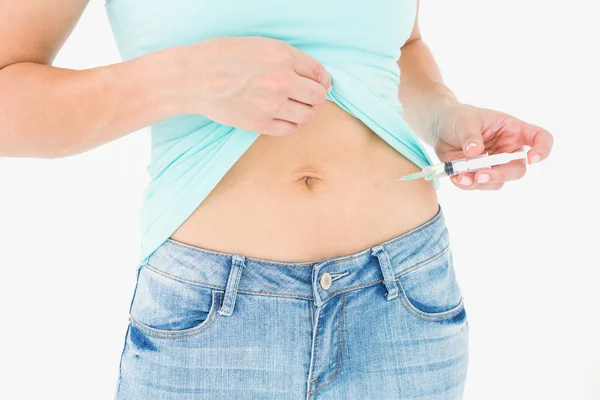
378,151,528,184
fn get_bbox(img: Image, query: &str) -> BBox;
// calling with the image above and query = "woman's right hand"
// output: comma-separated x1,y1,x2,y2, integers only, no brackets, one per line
162,36,333,137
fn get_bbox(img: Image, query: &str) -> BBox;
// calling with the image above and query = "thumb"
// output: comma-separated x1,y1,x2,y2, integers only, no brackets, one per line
459,129,485,158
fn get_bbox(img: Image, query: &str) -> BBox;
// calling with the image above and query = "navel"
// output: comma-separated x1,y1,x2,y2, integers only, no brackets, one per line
299,175,320,187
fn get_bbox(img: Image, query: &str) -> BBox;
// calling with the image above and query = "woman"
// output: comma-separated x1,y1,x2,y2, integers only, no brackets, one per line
0,0,553,398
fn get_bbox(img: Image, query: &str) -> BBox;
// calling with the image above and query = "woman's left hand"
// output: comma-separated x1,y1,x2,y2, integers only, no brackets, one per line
432,103,554,190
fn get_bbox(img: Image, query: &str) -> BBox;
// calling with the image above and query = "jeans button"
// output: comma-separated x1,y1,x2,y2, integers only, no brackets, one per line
320,272,332,290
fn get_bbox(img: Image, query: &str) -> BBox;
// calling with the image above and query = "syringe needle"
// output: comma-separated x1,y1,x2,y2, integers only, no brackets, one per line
375,178,404,186
400,172,423,181
375,171,423,186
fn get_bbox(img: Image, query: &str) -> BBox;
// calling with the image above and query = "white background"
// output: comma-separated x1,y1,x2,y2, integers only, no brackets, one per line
1,0,598,399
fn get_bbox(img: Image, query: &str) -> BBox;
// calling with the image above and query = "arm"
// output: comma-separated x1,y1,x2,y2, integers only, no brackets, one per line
397,0,458,147
397,0,553,190
0,0,332,159
0,0,174,158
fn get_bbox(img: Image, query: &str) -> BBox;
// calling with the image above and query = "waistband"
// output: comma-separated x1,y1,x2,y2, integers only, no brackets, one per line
145,205,449,313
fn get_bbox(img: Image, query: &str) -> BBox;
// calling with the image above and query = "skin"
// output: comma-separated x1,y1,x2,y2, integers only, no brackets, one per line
0,1,333,157
0,0,553,177
398,2,554,190
0,0,553,262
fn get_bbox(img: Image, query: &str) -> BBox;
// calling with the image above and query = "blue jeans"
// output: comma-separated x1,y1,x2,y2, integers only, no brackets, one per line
115,206,469,399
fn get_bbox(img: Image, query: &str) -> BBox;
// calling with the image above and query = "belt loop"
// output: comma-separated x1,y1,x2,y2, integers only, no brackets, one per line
218,254,246,317
371,245,399,301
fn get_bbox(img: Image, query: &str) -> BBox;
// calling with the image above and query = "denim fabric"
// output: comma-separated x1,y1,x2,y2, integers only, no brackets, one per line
114,206,469,399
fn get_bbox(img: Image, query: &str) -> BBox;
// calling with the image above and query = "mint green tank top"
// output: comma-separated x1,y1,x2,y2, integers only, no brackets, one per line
104,0,435,268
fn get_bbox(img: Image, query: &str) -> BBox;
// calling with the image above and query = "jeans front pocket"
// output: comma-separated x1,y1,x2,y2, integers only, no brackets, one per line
128,264,223,339
396,246,465,322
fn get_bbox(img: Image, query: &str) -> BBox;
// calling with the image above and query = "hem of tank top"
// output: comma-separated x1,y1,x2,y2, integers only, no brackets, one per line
136,128,261,268
136,71,439,268
323,70,439,191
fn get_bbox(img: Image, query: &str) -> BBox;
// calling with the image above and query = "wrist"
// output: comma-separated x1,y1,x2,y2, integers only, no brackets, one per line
135,46,188,120
108,49,182,123
130,42,214,120
424,84,461,146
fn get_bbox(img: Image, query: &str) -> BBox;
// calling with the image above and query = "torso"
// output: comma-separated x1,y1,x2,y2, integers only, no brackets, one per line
104,0,431,262
170,99,439,262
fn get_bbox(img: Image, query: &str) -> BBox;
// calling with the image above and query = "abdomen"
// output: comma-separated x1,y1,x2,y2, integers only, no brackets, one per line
170,100,439,262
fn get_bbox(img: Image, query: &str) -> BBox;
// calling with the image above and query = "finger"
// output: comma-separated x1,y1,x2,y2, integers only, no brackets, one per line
461,139,485,158
273,99,316,125
456,120,486,157
288,75,328,106
474,182,505,191
451,174,504,191
289,47,332,91
261,119,299,137
472,158,527,184
520,123,554,164
450,173,476,189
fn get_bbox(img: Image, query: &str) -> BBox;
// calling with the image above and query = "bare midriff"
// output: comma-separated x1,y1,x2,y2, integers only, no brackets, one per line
170,100,439,262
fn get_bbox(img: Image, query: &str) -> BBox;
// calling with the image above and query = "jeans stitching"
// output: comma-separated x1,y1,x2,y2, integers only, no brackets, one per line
329,271,349,281
307,306,322,394
397,282,465,322
129,291,223,338
145,242,451,305
394,246,465,321
143,263,312,299
145,261,384,301
311,292,346,393
395,244,450,278
220,259,244,316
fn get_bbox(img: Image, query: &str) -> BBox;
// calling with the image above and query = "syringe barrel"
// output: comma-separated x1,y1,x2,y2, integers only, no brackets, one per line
452,153,493,174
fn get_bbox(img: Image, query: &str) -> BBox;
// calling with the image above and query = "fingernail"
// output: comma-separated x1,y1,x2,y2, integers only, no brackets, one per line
465,143,478,154
530,154,541,164
477,174,490,184
459,176,472,186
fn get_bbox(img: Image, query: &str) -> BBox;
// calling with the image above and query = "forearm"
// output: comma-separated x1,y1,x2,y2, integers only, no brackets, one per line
0,48,177,158
397,38,459,146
